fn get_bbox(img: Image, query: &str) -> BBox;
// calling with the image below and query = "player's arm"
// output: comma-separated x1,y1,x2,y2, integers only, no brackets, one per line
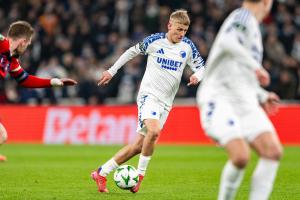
98,36,150,86
10,66,77,88
186,41,206,86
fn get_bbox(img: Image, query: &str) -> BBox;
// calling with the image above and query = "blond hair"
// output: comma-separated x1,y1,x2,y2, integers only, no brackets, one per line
170,9,190,26
8,21,34,40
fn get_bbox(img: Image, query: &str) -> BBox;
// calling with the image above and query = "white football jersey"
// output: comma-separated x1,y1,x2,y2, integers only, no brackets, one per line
108,33,205,107
197,8,264,108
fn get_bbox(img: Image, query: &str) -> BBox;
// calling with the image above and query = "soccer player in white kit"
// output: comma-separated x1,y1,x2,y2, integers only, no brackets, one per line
197,0,282,200
91,9,205,193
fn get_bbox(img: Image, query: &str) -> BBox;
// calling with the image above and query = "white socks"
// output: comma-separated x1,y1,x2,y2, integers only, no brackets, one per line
137,155,151,176
98,155,151,177
218,158,279,200
218,161,245,200
249,158,279,200
99,158,119,177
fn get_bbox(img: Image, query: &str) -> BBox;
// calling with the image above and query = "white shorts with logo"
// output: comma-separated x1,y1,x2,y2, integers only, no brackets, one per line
136,93,170,135
199,99,276,146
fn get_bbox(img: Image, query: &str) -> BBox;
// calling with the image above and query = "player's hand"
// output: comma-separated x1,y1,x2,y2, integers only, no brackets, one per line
51,78,77,87
97,70,112,86
261,92,280,115
60,78,77,86
255,68,270,87
187,75,200,86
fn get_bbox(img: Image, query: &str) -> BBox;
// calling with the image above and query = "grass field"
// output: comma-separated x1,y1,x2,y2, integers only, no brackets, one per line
0,144,299,200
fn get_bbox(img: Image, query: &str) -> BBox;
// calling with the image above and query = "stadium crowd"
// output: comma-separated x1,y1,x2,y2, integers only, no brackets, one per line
0,0,299,105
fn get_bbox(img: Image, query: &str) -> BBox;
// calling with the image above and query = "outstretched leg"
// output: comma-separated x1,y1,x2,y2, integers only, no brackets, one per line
131,119,161,193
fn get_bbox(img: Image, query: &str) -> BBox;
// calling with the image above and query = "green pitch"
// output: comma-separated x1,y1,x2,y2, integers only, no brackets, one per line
0,144,299,200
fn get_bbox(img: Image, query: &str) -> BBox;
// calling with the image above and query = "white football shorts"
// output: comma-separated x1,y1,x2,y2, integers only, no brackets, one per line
200,99,276,146
136,93,170,135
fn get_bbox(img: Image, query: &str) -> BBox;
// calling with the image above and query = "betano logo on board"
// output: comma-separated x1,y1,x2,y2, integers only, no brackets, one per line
43,108,137,144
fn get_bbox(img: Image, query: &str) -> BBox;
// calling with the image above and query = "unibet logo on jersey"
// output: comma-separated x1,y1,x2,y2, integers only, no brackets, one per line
156,57,183,71
156,48,183,71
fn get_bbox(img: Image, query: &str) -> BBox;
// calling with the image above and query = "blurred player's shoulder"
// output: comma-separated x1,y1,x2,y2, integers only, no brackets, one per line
0,34,5,41
0,34,9,53
233,8,252,23
229,8,254,30
220,8,254,37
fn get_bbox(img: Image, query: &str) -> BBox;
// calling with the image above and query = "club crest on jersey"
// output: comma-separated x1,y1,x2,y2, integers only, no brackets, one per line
180,50,186,58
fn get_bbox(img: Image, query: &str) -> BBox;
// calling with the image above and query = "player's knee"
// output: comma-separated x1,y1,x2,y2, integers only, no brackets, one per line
231,155,249,169
149,132,160,142
132,143,142,154
267,145,283,161
147,128,160,141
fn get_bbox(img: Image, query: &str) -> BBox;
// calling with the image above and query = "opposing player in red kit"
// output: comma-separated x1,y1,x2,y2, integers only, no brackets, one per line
0,21,77,161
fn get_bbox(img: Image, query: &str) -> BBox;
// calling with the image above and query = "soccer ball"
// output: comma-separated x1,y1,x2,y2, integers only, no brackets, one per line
113,165,139,189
